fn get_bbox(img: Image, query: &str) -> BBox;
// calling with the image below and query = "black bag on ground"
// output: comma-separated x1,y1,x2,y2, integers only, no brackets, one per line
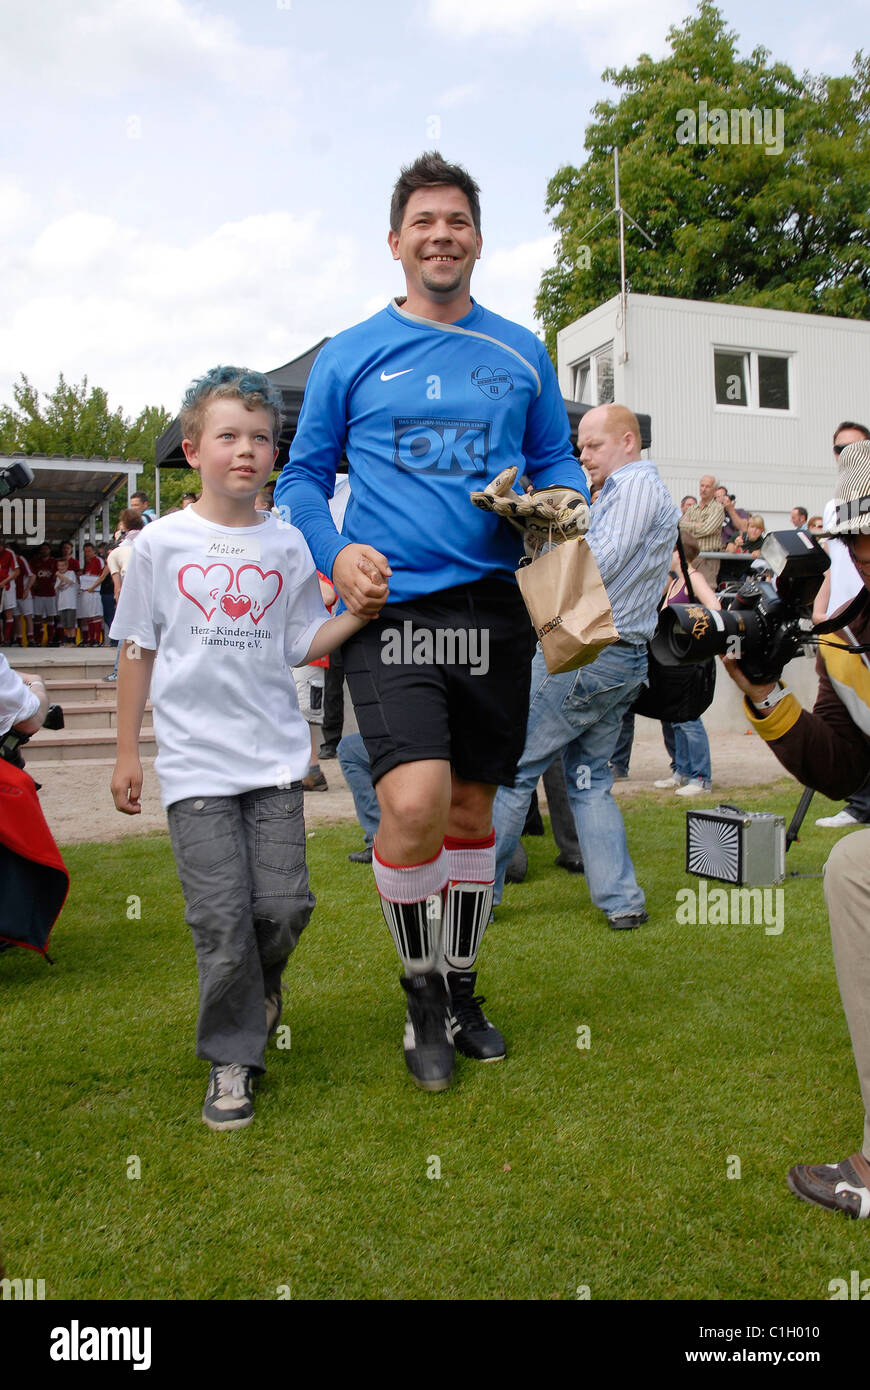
631,533,717,723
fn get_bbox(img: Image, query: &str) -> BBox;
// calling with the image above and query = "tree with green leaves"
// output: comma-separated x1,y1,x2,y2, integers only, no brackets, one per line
536,2,870,355
0,373,177,514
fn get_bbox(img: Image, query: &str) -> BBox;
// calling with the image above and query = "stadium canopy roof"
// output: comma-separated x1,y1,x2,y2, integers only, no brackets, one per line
0,455,142,549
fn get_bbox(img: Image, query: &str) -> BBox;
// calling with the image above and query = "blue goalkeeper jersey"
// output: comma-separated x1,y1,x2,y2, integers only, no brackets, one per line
274,298,588,603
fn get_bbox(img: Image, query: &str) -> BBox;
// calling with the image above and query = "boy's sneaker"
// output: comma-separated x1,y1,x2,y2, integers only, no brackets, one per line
787,1153,870,1218
400,972,454,1091
447,970,506,1061
265,992,282,1041
202,1063,254,1131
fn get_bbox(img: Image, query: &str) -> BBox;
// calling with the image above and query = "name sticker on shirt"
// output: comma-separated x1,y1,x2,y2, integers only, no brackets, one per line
204,535,261,561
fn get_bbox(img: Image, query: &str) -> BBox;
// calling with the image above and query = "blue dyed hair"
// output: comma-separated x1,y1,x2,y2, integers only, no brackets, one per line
180,365,284,446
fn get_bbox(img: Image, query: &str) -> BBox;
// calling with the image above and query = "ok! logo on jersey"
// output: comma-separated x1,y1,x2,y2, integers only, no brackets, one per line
178,564,283,623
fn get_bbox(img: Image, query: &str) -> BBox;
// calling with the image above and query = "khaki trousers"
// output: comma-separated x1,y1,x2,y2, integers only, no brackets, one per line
824,828,870,1157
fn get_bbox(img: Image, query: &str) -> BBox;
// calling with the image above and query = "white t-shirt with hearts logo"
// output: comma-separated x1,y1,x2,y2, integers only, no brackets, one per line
110,507,328,808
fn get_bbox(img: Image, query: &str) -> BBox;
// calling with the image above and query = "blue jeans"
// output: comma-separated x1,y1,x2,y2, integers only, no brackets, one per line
337,733,379,845
493,642,648,917
670,719,711,786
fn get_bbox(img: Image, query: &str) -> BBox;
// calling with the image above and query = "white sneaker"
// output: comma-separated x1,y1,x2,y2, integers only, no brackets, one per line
675,779,708,797
815,810,861,829
653,774,683,788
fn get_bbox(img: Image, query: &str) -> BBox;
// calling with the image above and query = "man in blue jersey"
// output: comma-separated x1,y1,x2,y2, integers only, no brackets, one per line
275,151,588,1092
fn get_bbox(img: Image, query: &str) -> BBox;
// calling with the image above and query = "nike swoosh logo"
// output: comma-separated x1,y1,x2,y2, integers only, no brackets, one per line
380,369,413,381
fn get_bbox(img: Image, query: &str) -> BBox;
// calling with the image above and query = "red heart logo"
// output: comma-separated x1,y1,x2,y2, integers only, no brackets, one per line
235,565,283,624
220,593,252,621
178,563,234,620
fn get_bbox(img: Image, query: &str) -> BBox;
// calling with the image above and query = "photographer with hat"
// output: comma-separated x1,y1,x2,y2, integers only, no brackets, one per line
723,440,870,1218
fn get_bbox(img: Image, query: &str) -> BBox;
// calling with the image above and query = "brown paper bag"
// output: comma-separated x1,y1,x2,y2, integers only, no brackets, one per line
515,537,619,674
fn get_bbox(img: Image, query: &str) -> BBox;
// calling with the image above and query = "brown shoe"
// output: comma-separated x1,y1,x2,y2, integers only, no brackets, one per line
787,1152,870,1218
302,769,328,792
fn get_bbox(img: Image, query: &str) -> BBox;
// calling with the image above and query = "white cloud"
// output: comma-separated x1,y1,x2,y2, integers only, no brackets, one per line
0,209,368,417
3,0,287,93
0,184,36,238
425,0,685,65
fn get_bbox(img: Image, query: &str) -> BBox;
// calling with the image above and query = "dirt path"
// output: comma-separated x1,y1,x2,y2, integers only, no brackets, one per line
34,728,791,847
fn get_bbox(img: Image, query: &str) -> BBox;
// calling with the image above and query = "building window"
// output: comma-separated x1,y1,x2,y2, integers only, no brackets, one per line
572,344,614,405
713,348,791,412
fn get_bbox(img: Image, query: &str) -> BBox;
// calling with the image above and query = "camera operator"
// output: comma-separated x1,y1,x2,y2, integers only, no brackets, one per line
0,654,48,739
723,441,870,1218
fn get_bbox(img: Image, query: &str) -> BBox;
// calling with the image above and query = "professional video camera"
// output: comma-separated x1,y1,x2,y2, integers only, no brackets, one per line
652,530,836,685
0,703,64,771
0,457,34,499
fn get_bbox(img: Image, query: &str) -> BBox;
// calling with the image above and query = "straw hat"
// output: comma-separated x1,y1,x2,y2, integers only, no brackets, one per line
826,440,870,536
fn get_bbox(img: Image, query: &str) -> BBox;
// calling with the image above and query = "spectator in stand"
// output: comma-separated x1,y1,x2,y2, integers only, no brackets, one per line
0,539,20,646
716,484,749,548
59,540,80,576
808,515,824,535
31,543,58,646
180,492,199,509
727,514,766,555
129,491,156,523
680,494,697,515
103,514,146,681
791,506,809,531
13,550,35,646
679,476,725,586
54,560,78,643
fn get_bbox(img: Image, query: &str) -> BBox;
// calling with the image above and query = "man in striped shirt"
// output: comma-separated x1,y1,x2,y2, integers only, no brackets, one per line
492,404,679,929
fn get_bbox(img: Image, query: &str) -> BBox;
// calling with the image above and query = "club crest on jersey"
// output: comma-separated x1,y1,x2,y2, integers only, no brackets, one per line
471,365,513,400
392,417,490,474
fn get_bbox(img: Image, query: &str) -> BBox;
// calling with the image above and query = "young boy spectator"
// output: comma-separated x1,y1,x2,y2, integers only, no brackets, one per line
109,366,384,1130
54,559,78,644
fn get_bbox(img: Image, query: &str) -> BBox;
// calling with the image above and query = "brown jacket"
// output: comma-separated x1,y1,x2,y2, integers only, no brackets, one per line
745,601,870,801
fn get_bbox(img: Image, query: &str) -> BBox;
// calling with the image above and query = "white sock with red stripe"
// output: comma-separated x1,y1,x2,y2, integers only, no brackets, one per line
442,831,495,971
372,845,448,974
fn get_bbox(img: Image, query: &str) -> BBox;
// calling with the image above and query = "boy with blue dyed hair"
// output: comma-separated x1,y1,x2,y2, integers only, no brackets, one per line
110,366,386,1129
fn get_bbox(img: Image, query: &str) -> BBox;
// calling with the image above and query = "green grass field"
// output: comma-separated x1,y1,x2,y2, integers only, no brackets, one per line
2,783,867,1301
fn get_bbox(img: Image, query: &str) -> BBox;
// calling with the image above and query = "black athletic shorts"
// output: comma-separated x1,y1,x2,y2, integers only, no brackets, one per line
342,576,536,786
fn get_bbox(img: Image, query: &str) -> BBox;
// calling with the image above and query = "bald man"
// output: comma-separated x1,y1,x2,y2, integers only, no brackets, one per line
492,404,679,929
679,475,725,587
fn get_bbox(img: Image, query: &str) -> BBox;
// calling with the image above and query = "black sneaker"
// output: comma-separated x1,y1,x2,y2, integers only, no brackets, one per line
447,970,506,1061
606,910,648,930
554,852,584,874
787,1153,870,1218
318,744,338,760
400,973,454,1091
348,846,373,863
202,1063,254,1131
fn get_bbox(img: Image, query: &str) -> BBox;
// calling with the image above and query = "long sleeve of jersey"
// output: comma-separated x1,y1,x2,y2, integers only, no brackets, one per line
275,299,588,604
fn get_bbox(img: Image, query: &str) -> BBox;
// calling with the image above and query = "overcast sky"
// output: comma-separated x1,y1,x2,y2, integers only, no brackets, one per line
1,0,866,421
